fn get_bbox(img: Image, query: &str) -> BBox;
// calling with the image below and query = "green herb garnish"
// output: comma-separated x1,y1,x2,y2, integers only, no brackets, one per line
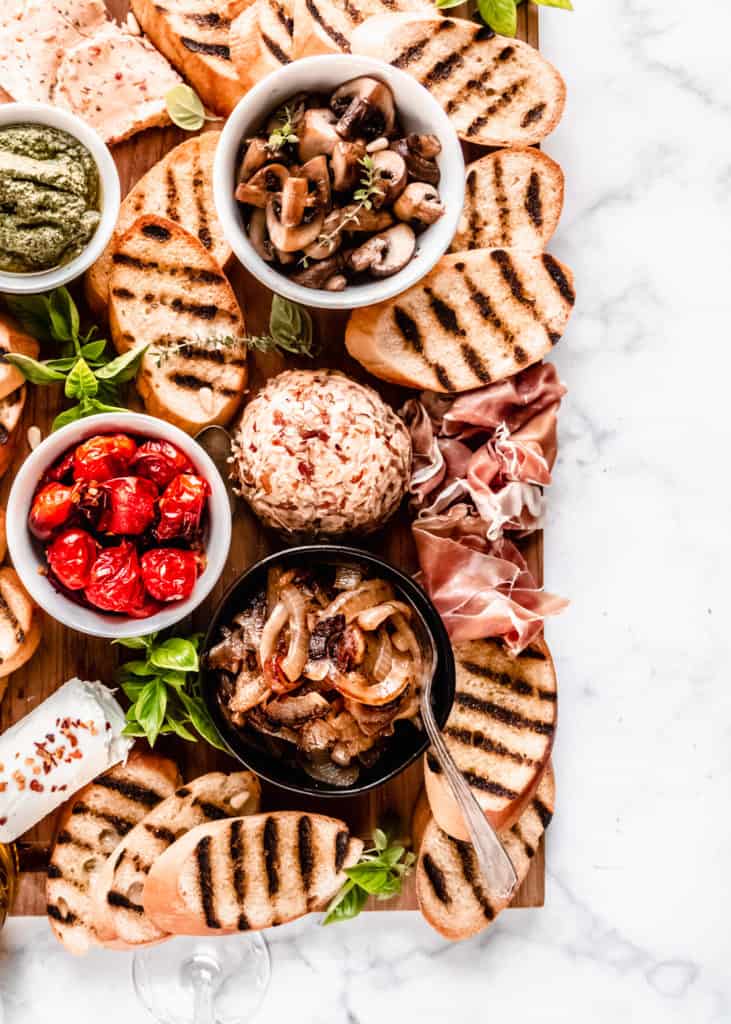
165,84,222,131
116,631,227,751
267,103,302,153
2,288,147,431
322,826,416,925
435,0,572,36
149,334,239,368
353,155,384,210
246,295,315,357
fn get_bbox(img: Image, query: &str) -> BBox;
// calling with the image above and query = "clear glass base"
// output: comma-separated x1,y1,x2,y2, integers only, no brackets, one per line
132,933,271,1024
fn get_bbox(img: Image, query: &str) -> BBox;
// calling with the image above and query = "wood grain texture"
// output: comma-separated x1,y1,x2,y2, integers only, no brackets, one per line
2,0,546,916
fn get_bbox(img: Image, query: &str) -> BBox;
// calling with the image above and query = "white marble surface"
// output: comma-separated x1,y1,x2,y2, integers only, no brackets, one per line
3,2,731,1021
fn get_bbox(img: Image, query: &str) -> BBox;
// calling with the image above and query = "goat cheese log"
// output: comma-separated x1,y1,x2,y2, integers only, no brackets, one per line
0,679,133,842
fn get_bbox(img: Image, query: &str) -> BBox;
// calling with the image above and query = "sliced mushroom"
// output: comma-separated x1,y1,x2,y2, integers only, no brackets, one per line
393,137,440,186
331,140,366,192
266,197,324,252
264,691,330,727
331,77,396,141
304,231,341,261
273,247,297,266
369,149,407,207
297,109,339,162
238,138,269,182
290,253,344,289
324,204,393,237
248,208,274,262
347,223,415,279
324,274,347,291
393,182,445,225
408,133,442,159
280,176,310,227
235,164,289,207
300,155,331,212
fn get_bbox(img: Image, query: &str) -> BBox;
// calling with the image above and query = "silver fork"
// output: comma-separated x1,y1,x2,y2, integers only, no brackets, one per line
420,642,518,902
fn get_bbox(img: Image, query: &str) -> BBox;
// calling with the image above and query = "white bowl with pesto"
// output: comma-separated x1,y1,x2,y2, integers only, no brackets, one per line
0,103,120,294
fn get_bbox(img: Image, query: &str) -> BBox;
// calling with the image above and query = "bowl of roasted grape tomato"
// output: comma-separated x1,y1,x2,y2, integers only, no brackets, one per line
6,412,232,638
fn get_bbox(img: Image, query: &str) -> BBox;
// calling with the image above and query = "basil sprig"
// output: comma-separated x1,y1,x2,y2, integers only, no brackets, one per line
116,632,227,751
2,288,147,431
323,827,416,925
165,84,223,132
435,0,572,36
246,295,316,358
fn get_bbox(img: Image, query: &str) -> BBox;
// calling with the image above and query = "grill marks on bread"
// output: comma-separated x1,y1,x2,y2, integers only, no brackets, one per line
350,15,565,146
345,248,574,393
291,0,433,59
416,766,555,940
230,0,295,92
452,149,565,254
94,772,260,947
424,639,557,839
0,568,40,678
143,813,364,935
109,215,248,434
46,753,179,956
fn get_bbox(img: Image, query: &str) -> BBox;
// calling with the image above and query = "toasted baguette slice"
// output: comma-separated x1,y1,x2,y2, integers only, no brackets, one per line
291,0,432,59
416,764,554,941
85,133,230,318
0,385,26,479
424,637,557,839
0,507,6,564
452,148,564,254
345,248,574,393
131,0,248,117
47,751,180,956
0,568,41,679
93,771,261,947
351,14,565,146
109,216,248,434
0,313,40,398
230,0,294,90
144,812,363,934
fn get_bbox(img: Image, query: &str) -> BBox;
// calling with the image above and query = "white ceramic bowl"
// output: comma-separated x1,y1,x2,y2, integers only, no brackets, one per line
0,103,120,294
6,413,232,639
213,55,465,310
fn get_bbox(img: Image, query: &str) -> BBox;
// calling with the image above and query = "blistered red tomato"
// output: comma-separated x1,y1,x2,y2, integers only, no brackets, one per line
44,450,75,484
132,440,193,488
46,528,98,590
140,548,199,602
84,541,146,613
29,482,75,540
73,434,137,483
97,477,158,535
155,474,209,542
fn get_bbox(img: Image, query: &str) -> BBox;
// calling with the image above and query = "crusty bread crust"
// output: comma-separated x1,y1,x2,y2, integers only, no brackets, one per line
0,568,40,680
230,0,294,91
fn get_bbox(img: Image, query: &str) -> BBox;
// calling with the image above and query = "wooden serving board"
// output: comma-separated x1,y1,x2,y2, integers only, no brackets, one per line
2,0,546,916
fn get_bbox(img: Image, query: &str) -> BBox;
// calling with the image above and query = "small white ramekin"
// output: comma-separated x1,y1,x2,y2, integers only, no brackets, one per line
213,55,465,311
6,413,232,639
0,103,121,295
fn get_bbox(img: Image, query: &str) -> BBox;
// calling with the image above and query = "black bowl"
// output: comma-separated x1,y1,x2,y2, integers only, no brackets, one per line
200,545,455,797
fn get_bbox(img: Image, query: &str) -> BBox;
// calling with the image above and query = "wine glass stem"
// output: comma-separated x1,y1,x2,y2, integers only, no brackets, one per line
192,967,216,1024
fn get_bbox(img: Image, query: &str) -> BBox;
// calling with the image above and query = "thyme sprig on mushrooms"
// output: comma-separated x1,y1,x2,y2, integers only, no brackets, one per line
310,156,385,257
267,102,303,153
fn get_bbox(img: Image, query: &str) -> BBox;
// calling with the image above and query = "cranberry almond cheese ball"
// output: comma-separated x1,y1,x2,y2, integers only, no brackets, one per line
231,370,411,537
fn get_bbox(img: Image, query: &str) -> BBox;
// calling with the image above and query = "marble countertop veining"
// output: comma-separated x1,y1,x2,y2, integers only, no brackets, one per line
2,2,731,1021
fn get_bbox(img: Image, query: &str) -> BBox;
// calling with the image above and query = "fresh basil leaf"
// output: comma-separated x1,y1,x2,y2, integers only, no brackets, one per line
373,828,388,852
181,693,227,752
2,352,66,385
44,357,78,372
122,659,155,677
166,84,206,131
163,716,198,742
121,680,147,701
161,670,189,690
48,287,79,343
122,721,149,738
84,399,127,415
81,339,108,361
269,295,315,357
477,0,517,35
323,881,367,925
434,0,465,8
134,678,167,747
113,636,152,650
188,633,204,652
51,404,84,432
531,0,573,8
344,865,391,894
65,358,98,399
95,343,148,383
379,845,406,868
3,294,52,342
150,638,199,672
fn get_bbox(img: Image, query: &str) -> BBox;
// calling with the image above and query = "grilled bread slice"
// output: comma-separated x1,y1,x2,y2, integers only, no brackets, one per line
452,148,564,254
130,0,248,117
345,248,575,393
0,312,38,478
230,0,294,91
0,508,6,564
351,14,565,146
0,389,24,481
424,637,557,839
109,216,248,434
144,812,364,934
47,751,180,956
291,0,433,59
85,133,230,318
0,568,41,680
416,764,554,941
93,771,261,947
